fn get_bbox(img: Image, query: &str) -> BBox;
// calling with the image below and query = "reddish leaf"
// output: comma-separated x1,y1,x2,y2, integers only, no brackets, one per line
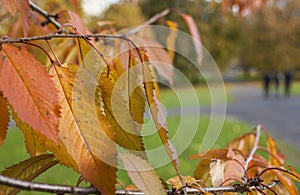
0,93,9,146
229,132,256,157
0,0,30,36
0,0,20,17
58,10,91,34
224,146,245,185
178,12,203,65
0,45,60,144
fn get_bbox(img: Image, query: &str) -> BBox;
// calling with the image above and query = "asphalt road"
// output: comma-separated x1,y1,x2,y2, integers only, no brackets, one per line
227,83,300,150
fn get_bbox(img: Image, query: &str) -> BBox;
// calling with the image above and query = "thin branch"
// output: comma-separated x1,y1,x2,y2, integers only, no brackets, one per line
0,174,280,194
0,33,128,44
125,8,171,35
245,124,261,169
29,1,62,30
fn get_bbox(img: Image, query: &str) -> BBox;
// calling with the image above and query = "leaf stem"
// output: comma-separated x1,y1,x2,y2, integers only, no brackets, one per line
245,124,262,170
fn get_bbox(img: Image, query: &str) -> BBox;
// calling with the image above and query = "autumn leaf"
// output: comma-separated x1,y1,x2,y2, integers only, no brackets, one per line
167,176,196,189
0,45,60,144
0,93,9,146
0,154,58,195
193,159,211,183
224,146,245,185
270,168,298,194
190,149,230,160
229,132,256,157
119,152,165,195
140,49,183,184
178,12,203,65
12,110,78,169
58,10,91,34
125,36,174,85
165,20,178,62
266,135,285,166
98,66,146,157
50,64,117,194
209,159,224,187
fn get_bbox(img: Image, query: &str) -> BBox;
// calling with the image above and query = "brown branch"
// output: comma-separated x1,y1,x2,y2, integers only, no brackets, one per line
29,1,62,30
0,173,280,194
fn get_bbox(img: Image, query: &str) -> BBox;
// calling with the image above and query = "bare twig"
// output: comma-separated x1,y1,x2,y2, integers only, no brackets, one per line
0,174,280,194
245,124,262,169
0,33,128,44
29,1,62,30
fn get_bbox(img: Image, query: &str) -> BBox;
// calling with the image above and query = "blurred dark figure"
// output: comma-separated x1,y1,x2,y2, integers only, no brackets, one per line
284,71,293,97
273,72,280,98
262,72,270,98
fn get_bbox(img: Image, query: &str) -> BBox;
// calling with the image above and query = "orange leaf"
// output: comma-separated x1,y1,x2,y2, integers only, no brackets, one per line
190,149,229,160
167,176,196,189
193,159,211,183
0,45,60,144
287,165,300,182
51,64,117,194
270,169,298,194
0,0,20,17
165,20,178,63
229,132,256,157
0,93,9,146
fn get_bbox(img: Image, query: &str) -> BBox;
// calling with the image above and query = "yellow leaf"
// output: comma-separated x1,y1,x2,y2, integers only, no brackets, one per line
165,20,178,62
50,64,117,194
119,152,165,195
12,110,78,170
98,67,146,157
140,49,183,182
0,154,58,195
287,165,300,182
167,176,196,189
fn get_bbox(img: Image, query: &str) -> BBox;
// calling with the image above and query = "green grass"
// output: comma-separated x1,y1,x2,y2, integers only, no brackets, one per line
292,81,300,95
160,84,231,108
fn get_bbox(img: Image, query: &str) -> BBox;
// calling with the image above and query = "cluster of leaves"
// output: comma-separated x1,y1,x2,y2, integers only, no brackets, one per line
0,1,300,195
188,127,300,194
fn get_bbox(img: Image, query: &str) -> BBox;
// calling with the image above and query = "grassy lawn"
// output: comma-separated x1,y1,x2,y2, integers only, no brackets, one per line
292,81,300,95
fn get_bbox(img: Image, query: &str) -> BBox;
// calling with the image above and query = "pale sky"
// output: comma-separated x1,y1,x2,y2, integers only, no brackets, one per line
82,0,120,16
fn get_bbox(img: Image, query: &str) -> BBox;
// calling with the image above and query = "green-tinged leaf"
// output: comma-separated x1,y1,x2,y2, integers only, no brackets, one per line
51,61,117,194
0,154,58,195
140,49,183,184
119,152,165,195
98,66,146,157
266,135,285,166
0,45,60,144
0,93,9,146
12,110,78,169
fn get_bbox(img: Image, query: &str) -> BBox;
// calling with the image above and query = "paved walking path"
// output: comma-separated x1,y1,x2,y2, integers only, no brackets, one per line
227,83,300,150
